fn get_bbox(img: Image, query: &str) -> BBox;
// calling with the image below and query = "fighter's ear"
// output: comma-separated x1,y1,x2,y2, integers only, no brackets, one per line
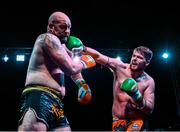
145,61,150,67
48,23,54,30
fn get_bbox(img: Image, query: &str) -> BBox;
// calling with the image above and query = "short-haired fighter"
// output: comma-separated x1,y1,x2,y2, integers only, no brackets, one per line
71,37,155,131
85,45,155,131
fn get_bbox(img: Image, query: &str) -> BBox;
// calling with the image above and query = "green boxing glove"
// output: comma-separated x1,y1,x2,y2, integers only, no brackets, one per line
66,36,83,50
66,36,86,57
121,78,142,102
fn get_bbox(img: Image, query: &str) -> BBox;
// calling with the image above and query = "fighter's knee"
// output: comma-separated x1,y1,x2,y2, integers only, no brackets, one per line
18,108,47,131
33,122,47,131
18,122,46,131
18,123,33,131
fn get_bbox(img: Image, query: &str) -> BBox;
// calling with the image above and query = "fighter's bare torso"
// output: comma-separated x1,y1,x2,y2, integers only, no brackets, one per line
25,33,66,96
112,63,152,119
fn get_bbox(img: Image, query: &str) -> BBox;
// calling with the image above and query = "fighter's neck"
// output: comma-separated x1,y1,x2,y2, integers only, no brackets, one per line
130,69,144,80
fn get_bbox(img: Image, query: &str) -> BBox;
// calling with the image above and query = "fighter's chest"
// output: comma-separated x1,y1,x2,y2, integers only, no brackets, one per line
115,72,147,94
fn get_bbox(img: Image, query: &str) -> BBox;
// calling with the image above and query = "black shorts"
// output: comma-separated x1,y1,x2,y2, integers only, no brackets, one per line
18,85,70,130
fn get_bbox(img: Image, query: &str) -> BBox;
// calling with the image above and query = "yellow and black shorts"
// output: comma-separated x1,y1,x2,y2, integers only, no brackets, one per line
18,85,69,130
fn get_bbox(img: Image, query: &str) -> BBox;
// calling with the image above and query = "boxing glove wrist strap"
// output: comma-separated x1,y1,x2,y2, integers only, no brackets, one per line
82,45,87,53
137,99,146,110
75,79,86,88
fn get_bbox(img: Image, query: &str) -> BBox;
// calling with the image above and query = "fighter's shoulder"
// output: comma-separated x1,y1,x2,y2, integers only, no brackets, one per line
117,62,128,69
111,58,126,67
144,72,155,85
124,63,129,67
36,33,60,44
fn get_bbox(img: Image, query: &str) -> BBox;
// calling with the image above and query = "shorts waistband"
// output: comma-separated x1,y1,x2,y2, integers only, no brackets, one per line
23,85,63,101
112,114,142,121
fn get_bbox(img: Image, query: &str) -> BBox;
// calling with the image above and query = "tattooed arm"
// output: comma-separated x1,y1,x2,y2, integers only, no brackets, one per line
42,33,84,75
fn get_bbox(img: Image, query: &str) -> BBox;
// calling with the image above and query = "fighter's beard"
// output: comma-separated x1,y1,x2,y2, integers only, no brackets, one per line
59,37,67,44
130,64,143,72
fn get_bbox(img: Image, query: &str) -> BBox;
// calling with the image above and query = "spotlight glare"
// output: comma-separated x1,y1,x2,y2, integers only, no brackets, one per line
16,55,25,61
162,53,169,59
116,56,121,61
3,55,9,62
73,56,80,62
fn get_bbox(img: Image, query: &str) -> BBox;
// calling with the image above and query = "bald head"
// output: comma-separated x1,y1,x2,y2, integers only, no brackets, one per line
48,11,71,24
47,11,71,43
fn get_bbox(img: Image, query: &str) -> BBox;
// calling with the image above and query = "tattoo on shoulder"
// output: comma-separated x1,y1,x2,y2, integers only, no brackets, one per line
44,34,62,50
136,73,148,82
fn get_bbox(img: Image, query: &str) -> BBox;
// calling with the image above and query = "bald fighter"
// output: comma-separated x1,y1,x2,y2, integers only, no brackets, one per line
17,12,95,131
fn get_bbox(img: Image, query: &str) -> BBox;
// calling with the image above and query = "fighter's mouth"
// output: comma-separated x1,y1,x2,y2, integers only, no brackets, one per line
61,35,68,38
132,62,138,66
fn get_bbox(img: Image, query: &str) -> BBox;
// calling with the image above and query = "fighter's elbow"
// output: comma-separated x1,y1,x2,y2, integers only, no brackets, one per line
65,64,82,76
70,68,81,75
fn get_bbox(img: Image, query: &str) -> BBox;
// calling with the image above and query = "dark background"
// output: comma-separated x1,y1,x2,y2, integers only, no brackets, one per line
0,0,180,131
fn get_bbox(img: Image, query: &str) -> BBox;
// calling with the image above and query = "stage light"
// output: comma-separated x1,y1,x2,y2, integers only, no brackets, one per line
2,55,9,62
16,55,25,61
73,56,80,62
162,52,169,59
116,56,121,61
